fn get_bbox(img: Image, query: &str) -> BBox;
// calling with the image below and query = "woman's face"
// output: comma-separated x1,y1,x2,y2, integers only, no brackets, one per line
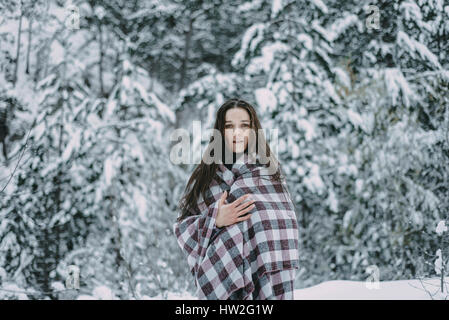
224,107,251,154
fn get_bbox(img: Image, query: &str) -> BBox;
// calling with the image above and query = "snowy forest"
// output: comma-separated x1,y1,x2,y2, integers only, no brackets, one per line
0,0,448,300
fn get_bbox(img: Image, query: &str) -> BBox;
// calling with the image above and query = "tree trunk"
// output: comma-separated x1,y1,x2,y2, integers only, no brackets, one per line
98,22,105,97
26,17,32,75
179,18,193,91
13,6,23,86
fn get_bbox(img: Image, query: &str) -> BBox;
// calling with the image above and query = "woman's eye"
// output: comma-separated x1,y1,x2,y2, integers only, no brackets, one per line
225,124,250,129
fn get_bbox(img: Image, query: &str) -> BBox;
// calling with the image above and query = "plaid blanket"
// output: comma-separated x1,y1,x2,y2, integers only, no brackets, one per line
173,152,300,300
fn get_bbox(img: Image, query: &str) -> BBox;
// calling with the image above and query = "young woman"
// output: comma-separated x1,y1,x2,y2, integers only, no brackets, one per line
174,98,300,300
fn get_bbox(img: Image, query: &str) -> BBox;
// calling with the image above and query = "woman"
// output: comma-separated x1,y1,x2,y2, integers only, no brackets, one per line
173,98,300,300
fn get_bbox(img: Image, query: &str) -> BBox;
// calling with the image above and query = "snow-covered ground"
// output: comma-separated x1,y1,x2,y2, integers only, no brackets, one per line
2,277,446,300
153,277,448,300
292,278,447,300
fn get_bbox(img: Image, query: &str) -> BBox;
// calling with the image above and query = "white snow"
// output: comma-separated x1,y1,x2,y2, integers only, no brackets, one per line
76,295,97,300
255,88,278,114
61,125,81,161
104,97,118,120
338,164,358,176
401,1,423,21
434,249,443,275
50,41,65,66
142,291,197,300
290,139,300,159
355,179,364,194
293,277,448,300
237,0,263,13
133,187,148,221
92,285,117,300
296,166,305,176
436,220,448,235
296,118,316,141
343,210,353,229
271,0,284,18
163,277,448,300
383,68,415,107
397,31,442,69
323,79,341,104
51,282,66,291
127,133,145,165
303,163,325,195
333,67,351,88
104,156,118,186
148,92,176,124
246,42,290,74
310,0,328,14
32,121,46,141
347,109,363,129
232,23,266,67
327,189,339,213
327,14,359,42
297,34,313,50
411,209,423,226
0,283,30,300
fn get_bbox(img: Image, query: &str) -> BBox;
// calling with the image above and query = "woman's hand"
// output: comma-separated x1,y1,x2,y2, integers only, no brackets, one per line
215,191,255,228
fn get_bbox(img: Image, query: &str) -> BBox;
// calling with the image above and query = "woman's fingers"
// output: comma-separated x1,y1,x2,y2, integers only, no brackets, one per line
219,191,227,206
230,194,251,208
235,198,255,211
235,211,253,222
236,203,255,217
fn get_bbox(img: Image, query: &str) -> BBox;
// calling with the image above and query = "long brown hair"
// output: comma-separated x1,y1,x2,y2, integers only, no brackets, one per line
176,98,284,222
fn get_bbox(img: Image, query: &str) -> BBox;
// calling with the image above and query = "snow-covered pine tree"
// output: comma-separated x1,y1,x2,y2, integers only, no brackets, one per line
313,0,449,282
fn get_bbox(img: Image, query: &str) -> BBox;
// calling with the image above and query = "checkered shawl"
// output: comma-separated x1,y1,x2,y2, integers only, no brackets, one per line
173,152,300,300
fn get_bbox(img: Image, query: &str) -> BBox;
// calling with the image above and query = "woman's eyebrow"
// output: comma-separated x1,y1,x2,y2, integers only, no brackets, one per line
225,120,250,123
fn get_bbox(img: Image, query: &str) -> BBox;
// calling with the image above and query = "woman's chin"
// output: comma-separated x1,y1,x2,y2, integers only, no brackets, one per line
234,145,246,153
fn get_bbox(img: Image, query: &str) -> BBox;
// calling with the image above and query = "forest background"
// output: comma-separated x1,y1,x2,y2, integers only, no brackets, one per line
0,0,448,299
